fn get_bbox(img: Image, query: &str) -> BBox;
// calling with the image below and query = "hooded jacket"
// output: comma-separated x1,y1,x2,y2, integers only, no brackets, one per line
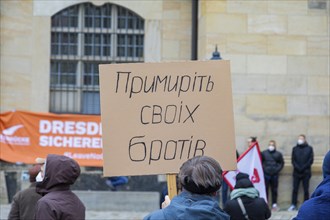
224,173,271,220
291,143,313,176
144,191,229,220
293,151,330,220
261,149,284,176
35,154,85,220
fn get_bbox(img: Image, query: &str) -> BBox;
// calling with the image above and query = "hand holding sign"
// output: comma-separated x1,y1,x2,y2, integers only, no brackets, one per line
162,195,171,209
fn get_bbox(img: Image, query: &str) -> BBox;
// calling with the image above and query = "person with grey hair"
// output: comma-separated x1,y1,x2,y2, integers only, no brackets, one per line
144,156,230,220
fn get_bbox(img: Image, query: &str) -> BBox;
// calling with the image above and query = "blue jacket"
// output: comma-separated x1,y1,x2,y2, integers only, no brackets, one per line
144,191,229,220
293,150,330,220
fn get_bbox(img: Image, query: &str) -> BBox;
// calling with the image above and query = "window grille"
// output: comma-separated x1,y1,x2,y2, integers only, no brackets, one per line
50,3,144,114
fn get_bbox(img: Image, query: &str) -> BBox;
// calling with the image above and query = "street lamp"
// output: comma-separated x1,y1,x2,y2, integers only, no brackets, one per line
210,45,222,60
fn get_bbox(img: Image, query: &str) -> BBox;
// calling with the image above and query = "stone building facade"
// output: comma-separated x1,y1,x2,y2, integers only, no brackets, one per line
1,0,329,206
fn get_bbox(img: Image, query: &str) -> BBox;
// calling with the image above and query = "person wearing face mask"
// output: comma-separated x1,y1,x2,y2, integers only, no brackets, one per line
35,154,85,220
288,134,314,211
261,140,284,212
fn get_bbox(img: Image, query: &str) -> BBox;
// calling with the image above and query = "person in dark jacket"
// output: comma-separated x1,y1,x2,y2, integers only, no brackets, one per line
144,156,230,220
293,150,330,220
224,172,271,220
8,164,42,220
261,140,284,211
35,154,85,220
288,134,314,211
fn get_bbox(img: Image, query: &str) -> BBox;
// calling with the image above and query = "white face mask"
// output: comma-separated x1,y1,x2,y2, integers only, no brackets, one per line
297,139,304,145
35,172,43,182
268,146,275,151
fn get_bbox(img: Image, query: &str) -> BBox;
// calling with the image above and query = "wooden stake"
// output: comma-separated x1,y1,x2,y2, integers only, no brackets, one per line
166,174,177,200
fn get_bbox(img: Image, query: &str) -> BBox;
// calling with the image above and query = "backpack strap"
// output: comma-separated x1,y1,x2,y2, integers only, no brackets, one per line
237,197,250,220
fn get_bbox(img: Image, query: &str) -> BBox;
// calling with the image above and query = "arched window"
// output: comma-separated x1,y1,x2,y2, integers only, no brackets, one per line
50,3,144,114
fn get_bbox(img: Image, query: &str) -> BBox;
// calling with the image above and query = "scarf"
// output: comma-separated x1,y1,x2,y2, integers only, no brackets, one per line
230,187,259,200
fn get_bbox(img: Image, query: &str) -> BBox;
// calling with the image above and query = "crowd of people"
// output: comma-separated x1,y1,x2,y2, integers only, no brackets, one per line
221,134,313,213
7,134,328,220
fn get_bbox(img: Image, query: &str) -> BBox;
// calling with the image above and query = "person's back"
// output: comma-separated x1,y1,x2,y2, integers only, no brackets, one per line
146,191,228,220
225,196,270,220
144,156,229,220
224,173,271,220
35,154,85,220
293,150,330,220
36,190,85,220
8,165,42,220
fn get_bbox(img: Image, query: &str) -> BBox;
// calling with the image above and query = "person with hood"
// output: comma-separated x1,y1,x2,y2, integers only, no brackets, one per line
35,154,85,220
293,150,330,220
261,140,284,211
144,156,230,220
288,134,314,211
224,172,271,220
8,164,42,220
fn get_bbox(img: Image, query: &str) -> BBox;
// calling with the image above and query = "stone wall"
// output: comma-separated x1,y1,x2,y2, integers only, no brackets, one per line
161,0,192,60
1,0,42,112
198,0,329,156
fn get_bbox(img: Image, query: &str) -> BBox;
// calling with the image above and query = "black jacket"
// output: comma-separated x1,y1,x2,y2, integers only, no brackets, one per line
261,150,284,176
224,196,271,220
291,143,314,176
35,154,85,220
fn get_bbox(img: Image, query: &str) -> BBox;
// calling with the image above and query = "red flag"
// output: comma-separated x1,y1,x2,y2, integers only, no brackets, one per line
223,142,267,202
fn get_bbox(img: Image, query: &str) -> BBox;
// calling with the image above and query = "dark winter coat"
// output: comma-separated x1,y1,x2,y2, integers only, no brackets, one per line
293,151,330,220
35,154,85,220
8,182,42,220
291,143,313,176
144,190,230,220
261,149,284,176
224,188,271,220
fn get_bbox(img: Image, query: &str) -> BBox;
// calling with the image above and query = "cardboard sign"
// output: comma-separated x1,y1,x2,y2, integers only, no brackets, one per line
99,61,236,176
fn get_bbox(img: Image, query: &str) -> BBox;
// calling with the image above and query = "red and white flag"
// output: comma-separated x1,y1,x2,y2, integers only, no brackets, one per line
223,142,267,202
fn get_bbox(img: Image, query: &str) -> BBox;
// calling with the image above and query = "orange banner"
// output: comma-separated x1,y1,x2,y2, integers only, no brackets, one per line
0,110,103,166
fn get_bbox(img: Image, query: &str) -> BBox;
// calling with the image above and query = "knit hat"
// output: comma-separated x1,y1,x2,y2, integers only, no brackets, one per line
29,164,41,182
323,151,330,178
234,172,254,189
